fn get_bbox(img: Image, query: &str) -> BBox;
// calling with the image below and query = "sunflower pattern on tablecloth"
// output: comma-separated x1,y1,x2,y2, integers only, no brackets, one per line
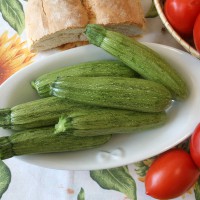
0,31,35,84
0,0,25,35
0,1,199,200
0,0,35,84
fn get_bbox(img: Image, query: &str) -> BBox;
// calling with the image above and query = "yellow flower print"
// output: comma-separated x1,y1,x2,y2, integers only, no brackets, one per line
0,31,36,84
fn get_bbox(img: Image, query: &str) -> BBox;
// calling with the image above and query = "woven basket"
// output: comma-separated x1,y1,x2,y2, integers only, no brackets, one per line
154,0,200,59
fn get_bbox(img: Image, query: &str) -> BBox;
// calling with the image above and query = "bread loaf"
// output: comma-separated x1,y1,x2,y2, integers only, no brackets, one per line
25,0,145,51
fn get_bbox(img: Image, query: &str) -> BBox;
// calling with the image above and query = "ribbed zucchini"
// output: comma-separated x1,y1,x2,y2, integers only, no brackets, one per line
55,109,167,136
31,60,136,97
85,24,188,100
0,97,91,130
0,127,111,160
51,77,172,113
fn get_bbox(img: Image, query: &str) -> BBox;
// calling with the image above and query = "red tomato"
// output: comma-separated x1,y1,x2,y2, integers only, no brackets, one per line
164,0,200,37
190,123,200,167
145,149,200,199
193,14,200,52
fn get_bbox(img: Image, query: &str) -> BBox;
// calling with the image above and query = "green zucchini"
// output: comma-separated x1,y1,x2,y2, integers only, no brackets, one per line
55,109,167,136
31,60,136,97
51,77,172,113
0,127,111,160
85,24,189,100
0,97,91,130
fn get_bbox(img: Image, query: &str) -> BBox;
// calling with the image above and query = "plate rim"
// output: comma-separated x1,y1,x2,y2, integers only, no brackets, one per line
0,43,199,170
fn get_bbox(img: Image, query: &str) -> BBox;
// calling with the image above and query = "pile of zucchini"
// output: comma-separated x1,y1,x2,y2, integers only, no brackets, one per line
0,25,189,160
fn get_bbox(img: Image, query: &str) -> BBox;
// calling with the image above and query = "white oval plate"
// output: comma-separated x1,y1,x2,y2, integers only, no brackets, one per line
0,43,200,170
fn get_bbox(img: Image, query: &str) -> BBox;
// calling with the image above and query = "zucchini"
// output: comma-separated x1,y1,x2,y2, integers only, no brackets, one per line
0,97,91,130
31,60,136,97
0,127,111,160
85,24,188,100
55,109,167,136
51,77,172,113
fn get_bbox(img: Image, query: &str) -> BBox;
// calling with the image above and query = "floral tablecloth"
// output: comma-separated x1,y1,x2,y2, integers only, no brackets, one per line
0,1,199,200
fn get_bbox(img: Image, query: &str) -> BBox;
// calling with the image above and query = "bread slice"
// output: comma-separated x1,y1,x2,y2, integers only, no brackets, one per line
25,0,145,51
25,0,88,51
84,0,145,36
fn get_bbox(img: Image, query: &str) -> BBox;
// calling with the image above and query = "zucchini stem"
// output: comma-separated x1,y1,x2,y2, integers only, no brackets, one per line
0,137,14,160
54,115,72,134
30,81,37,90
0,108,11,127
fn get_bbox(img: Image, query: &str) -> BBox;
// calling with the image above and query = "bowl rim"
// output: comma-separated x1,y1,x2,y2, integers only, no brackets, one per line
154,0,200,59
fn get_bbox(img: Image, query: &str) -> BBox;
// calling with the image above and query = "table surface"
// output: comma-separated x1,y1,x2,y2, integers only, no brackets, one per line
0,1,199,200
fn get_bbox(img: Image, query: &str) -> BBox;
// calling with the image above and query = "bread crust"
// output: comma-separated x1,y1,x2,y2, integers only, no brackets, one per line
25,0,88,50
84,0,145,27
25,0,145,51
